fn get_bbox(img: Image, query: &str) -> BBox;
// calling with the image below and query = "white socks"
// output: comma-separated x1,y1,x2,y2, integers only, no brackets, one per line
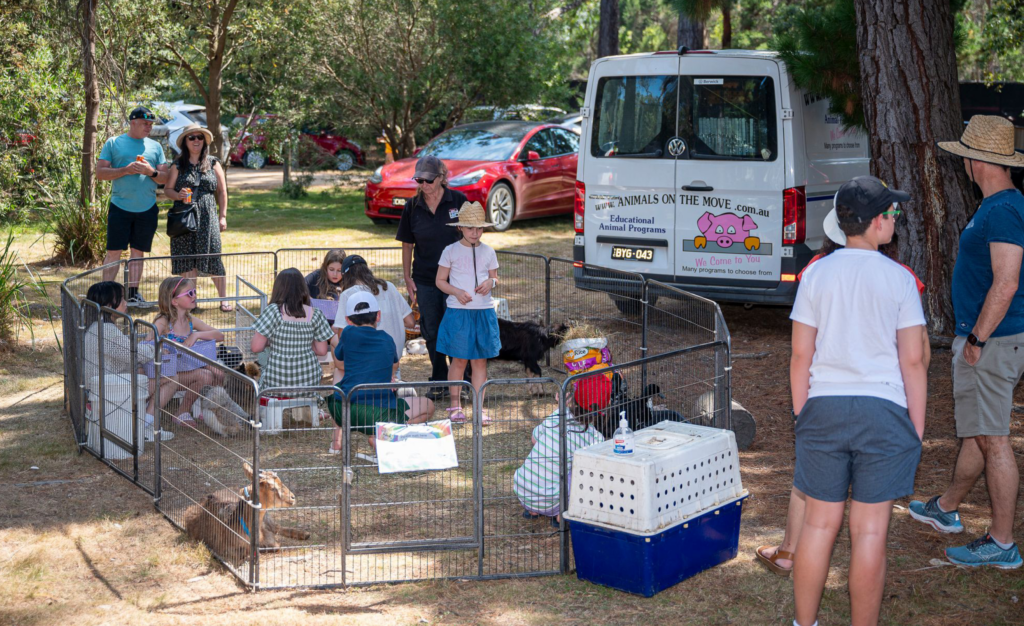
794,621,818,626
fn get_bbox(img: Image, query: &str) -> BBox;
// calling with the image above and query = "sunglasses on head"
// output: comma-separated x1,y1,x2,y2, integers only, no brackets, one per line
414,177,436,185
174,288,197,300
185,134,205,142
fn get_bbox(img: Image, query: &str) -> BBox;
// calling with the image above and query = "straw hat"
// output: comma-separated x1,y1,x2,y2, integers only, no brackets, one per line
175,123,214,151
447,201,494,228
938,115,1024,168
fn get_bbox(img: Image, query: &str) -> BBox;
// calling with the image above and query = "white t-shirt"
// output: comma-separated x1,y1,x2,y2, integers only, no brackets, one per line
333,282,412,359
438,240,499,310
790,249,926,407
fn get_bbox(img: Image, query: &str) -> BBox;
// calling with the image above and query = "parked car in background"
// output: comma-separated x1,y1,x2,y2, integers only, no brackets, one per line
461,104,567,124
364,121,579,231
151,101,231,157
546,112,583,133
229,115,366,171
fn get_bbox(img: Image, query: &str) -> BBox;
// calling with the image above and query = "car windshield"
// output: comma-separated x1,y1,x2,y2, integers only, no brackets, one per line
418,128,524,161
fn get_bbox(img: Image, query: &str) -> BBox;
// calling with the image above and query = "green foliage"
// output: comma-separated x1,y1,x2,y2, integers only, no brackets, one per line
957,0,1024,84
773,0,862,129
304,0,579,156
0,231,27,348
37,162,108,266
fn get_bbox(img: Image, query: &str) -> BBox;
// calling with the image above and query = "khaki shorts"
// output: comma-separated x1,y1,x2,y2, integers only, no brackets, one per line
952,332,1024,438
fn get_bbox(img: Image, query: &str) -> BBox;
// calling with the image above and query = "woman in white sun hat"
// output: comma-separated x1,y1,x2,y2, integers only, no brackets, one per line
434,201,501,426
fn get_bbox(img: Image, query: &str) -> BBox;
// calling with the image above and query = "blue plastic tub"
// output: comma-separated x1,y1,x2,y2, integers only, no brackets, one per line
567,494,747,597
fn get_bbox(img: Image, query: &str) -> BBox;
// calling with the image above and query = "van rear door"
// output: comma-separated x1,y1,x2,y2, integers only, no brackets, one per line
581,55,680,279
672,57,786,287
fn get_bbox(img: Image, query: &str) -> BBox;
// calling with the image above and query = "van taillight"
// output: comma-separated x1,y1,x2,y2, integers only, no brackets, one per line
574,180,586,233
783,186,806,245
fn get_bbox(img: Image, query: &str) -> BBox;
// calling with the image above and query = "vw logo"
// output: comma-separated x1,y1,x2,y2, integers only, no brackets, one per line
667,137,687,157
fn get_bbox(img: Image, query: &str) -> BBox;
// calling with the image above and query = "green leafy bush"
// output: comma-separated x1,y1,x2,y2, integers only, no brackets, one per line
0,231,27,349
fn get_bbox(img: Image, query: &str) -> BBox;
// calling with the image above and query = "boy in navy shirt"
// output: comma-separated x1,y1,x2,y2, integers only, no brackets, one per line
327,292,434,455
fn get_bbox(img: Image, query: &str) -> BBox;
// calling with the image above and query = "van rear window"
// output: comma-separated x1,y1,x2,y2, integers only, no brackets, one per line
591,75,777,161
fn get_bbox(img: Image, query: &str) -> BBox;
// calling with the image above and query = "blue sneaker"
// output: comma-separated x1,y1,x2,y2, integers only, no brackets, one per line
946,534,1023,569
908,496,963,533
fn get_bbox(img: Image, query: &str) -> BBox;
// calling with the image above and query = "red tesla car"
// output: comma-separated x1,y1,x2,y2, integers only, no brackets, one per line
364,121,579,231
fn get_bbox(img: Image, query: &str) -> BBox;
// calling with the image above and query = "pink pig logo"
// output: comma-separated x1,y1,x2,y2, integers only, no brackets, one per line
694,211,761,251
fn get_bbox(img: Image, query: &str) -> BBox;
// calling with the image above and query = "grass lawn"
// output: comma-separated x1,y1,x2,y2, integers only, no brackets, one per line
1,188,1023,625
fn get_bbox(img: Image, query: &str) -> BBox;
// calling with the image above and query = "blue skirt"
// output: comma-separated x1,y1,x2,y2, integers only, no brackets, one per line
437,307,501,360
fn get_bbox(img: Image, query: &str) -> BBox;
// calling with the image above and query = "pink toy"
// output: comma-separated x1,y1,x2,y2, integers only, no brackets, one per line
694,212,761,251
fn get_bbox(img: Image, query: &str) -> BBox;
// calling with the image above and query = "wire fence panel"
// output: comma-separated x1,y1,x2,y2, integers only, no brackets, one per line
60,247,734,589
548,258,647,367
61,286,86,446
343,381,478,586
252,385,341,589
154,339,261,586
478,378,564,578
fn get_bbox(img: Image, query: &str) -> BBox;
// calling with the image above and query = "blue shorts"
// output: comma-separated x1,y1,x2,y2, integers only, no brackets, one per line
436,307,500,360
794,396,921,504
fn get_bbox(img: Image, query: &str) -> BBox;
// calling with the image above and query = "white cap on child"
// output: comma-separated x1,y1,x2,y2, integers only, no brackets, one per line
345,291,380,317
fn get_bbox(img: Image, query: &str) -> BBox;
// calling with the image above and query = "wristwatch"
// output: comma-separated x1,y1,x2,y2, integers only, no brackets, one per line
967,333,986,348
149,169,158,178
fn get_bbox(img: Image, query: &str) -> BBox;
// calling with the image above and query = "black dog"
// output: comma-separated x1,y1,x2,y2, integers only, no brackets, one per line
492,319,568,377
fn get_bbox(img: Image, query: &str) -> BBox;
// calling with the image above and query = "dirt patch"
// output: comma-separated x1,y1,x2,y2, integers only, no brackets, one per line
224,166,370,192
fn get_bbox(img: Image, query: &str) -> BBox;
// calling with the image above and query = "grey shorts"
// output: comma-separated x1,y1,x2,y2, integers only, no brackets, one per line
952,332,1024,438
794,396,922,504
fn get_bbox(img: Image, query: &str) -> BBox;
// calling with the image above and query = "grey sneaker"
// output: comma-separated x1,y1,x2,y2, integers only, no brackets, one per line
126,293,153,309
908,495,963,533
946,534,1023,569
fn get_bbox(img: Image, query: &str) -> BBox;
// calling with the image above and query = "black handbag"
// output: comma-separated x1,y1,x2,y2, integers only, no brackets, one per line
166,202,198,238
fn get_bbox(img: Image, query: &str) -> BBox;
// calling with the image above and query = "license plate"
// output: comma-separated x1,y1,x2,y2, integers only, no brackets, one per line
611,246,654,262
392,197,407,207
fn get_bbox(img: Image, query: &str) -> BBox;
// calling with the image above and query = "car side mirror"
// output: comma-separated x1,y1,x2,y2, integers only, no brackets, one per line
519,150,540,162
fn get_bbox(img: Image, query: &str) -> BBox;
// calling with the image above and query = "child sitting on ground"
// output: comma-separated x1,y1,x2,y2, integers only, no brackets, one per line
327,292,434,455
513,375,611,525
153,276,225,426
305,248,346,301
333,254,414,383
252,268,334,391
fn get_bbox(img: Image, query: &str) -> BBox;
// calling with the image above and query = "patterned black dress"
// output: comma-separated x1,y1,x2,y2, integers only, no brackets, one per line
170,156,226,276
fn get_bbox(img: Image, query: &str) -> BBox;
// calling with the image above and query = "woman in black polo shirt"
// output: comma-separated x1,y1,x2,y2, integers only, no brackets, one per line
396,155,466,387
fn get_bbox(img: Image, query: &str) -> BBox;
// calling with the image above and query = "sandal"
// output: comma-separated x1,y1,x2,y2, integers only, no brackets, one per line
755,545,795,577
328,444,341,455
479,412,492,426
173,412,197,428
446,407,467,424
220,302,234,312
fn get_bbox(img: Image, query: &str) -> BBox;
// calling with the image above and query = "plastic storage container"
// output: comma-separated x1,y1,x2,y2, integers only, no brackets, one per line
564,420,748,596
85,374,149,459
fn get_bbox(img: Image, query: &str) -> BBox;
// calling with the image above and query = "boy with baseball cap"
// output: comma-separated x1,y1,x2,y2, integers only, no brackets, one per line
326,292,434,456
788,176,928,626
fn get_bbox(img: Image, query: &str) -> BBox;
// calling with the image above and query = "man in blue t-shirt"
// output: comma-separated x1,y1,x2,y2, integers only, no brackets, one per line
96,106,169,304
326,292,434,456
910,116,1024,570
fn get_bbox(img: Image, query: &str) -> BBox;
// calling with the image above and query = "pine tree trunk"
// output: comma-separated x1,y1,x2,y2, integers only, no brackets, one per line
677,13,705,50
598,0,619,57
720,4,732,49
79,0,98,212
854,0,974,335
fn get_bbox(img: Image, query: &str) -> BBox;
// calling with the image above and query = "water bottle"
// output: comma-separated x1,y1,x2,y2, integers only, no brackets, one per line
613,411,633,455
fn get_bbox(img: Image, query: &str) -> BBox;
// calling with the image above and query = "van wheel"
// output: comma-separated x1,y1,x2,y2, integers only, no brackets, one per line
486,183,515,231
610,293,657,316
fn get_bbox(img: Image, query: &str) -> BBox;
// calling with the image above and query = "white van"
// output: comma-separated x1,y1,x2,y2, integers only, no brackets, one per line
573,49,869,305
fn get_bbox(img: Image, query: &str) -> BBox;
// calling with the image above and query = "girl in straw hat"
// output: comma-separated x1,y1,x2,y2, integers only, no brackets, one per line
434,202,501,425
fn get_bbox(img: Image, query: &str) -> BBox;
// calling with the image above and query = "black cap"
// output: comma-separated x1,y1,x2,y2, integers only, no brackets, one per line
129,106,157,121
342,254,367,274
834,176,911,223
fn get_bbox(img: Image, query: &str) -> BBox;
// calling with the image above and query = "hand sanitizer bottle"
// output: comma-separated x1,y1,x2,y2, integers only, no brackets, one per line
613,411,633,455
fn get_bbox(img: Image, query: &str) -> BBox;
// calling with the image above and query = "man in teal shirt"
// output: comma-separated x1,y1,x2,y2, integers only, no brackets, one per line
96,106,169,304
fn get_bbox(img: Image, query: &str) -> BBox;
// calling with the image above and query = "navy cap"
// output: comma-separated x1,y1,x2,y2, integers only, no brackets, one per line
342,254,367,274
129,106,157,121
834,176,910,223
